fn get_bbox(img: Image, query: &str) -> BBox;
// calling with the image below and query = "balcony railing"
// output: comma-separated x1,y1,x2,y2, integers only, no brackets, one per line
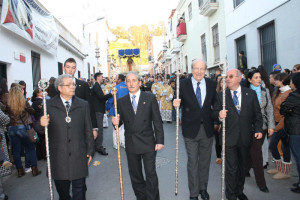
199,0,219,16
176,23,187,42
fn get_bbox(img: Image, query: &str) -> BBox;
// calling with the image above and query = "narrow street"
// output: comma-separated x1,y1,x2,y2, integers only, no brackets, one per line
2,117,299,200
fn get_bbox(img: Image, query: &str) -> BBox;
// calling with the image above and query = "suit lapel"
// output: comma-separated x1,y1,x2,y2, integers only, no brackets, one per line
187,77,200,109
226,89,239,115
125,94,135,118
135,92,145,116
240,87,247,115
202,78,209,108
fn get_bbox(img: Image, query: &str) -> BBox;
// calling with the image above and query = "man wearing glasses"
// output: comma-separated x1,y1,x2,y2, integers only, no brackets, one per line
63,58,98,144
39,74,94,199
214,69,263,200
173,59,217,200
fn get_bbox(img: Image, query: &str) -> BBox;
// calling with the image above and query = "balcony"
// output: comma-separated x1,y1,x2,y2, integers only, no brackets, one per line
199,0,219,16
176,23,187,42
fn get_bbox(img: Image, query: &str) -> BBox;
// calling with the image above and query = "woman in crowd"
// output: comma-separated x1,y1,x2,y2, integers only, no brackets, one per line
31,89,45,160
268,73,292,179
293,64,300,74
245,69,275,192
280,72,300,193
0,106,11,200
6,86,41,177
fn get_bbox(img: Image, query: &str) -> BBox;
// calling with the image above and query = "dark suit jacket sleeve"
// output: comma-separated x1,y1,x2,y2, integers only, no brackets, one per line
213,92,222,123
151,94,164,145
252,92,263,134
92,83,112,101
84,102,95,157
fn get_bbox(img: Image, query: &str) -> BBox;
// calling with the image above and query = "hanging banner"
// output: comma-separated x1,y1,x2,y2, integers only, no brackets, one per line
1,0,59,54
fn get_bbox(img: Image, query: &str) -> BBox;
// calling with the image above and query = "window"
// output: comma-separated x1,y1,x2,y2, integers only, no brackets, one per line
201,34,207,63
185,55,188,73
31,51,41,90
198,0,203,7
188,3,192,21
58,62,63,75
233,0,244,8
212,24,220,63
235,36,246,69
260,22,277,74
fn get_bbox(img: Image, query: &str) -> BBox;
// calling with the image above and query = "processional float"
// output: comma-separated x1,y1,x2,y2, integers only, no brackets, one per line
38,79,54,200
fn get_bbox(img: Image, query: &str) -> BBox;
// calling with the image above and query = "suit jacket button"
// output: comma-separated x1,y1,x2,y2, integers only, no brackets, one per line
69,153,71,156
68,139,71,142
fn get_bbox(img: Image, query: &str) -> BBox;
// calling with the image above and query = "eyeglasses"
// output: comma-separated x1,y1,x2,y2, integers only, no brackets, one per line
226,75,239,79
60,84,77,88
293,69,297,71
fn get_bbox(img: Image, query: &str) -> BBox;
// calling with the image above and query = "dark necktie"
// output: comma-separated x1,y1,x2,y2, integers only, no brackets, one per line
132,95,137,114
65,101,70,110
196,82,202,108
233,91,240,114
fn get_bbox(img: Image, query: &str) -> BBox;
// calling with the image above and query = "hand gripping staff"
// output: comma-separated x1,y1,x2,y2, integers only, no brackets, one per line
221,59,228,200
38,79,54,200
175,63,181,196
110,75,124,200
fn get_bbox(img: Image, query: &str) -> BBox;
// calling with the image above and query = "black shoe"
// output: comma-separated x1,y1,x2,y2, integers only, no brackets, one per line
263,162,269,169
237,193,248,200
4,195,8,200
291,187,300,193
167,121,172,123
245,172,250,177
293,183,299,187
190,197,198,200
199,190,209,200
97,148,108,156
259,186,269,193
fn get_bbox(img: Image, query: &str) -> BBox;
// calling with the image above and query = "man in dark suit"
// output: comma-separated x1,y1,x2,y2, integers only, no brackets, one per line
112,72,164,200
39,74,94,200
214,69,263,200
63,58,98,143
91,72,112,155
173,59,216,200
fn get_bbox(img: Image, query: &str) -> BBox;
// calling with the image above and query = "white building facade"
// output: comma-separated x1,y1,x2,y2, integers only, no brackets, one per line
0,0,98,97
225,0,300,73
176,0,227,75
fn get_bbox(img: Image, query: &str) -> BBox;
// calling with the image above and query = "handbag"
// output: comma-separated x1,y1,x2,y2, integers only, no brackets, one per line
20,115,36,143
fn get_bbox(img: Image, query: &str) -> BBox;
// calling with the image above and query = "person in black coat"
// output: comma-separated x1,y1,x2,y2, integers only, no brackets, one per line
112,72,164,200
280,72,300,193
214,69,263,200
173,59,216,200
39,74,94,200
91,72,112,155
63,58,98,140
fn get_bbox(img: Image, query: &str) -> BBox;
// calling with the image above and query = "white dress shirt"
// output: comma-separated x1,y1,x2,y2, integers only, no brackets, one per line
230,86,242,109
129,89,141,106
191,76,206,107
60,95,72,108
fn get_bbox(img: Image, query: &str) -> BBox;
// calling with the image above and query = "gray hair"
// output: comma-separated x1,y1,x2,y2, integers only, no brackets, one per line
54,74,73,89
191,59,207,69
126,71,141,81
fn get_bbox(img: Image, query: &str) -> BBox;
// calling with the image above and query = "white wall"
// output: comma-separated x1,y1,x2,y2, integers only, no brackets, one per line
225,0,300,70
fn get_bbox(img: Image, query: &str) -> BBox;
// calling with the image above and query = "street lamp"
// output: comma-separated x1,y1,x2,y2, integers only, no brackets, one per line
82,16,105,38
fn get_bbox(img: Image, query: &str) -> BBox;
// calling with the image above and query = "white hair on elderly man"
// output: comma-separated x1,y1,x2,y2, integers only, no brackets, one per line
54,74,73,89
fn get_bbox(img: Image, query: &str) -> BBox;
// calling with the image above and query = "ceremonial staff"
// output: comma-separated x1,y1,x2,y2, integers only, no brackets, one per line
38,79,54,200
221,60,228,200
175,64,181,195
110,75,124,200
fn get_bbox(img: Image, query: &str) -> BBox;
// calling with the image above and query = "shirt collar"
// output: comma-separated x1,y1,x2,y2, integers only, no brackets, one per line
129,89,141,99
191,76,205,85
231,86,241,95
60,95,72,106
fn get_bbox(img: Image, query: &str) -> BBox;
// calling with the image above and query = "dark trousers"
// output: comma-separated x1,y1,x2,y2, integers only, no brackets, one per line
269,129,291,162
245,131,266,187
36,133,46,160
290,135,300,187
54,178,87,200
126,151,159,200
225,145,250,200
214,129,221,158
184,124,213,197
95,112,104,151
